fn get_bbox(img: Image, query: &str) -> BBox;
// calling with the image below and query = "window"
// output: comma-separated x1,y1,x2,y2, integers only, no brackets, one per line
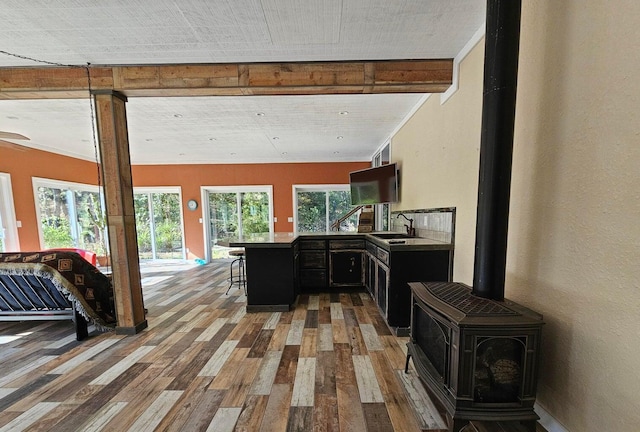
32,178,106,253
134,188,185,260
294,185,359,233
202,186,274,261
0,173,19,252
372,142,392,231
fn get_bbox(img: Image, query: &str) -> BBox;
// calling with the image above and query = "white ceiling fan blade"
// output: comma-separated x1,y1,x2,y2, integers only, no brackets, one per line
0,131,30,140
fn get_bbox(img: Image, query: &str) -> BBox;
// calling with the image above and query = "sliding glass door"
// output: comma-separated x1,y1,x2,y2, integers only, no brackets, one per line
294,185,359,233
134,188,185,260
204,186,273,260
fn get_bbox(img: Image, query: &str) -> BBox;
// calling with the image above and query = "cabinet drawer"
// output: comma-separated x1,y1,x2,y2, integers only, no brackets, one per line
299,239,326,250
366,241,377,255
300,269,327,288
329,239,365,250
376,248,389,266
300,250,326,268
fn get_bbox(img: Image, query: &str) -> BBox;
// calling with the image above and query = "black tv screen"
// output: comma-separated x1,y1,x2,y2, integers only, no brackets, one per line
349,163,399,205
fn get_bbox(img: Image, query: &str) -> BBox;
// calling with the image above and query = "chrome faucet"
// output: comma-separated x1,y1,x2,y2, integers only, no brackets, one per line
396,213,415,237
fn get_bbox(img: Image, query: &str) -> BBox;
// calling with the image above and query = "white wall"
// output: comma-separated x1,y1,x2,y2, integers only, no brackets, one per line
391,1,640,430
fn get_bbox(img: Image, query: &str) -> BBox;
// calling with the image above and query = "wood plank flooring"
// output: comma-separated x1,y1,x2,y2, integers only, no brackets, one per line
0,260,451,431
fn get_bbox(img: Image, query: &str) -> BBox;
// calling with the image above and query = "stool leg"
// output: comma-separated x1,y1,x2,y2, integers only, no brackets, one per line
241,257,247,295
226,257,238,294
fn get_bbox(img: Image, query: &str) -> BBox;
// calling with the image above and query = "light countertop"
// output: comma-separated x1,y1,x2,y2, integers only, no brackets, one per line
218,231,452,251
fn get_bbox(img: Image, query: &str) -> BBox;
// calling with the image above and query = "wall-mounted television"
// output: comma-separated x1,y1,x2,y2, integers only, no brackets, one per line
349,163,399,205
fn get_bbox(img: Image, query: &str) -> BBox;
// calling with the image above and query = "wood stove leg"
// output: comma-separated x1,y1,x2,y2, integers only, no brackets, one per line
404,353,411,373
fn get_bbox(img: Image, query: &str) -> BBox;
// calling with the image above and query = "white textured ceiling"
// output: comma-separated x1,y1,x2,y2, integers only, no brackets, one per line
0,0,485,164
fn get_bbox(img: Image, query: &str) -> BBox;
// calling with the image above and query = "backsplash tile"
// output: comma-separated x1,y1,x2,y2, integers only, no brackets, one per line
390,207,455,244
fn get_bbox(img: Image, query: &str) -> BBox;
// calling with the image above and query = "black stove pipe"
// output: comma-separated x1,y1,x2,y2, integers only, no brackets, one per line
472,0,522,300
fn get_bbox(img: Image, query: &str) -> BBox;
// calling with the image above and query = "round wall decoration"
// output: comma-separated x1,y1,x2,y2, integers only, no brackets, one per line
187,199,198,211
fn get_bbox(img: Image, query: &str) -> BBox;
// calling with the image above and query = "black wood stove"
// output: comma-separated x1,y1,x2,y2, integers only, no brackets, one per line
406,282,543,432
405,2,544,431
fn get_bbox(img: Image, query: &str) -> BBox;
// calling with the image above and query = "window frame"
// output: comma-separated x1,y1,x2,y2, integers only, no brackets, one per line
292,184,354,234
201,185,274,262
32,177,103,250
0,173,20,252
133,186,185,260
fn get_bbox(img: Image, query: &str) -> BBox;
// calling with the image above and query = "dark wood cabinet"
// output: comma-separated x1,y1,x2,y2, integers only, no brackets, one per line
365,240,451,335
375,260,389,315
329,250,363,286
299,239,327,289
328,239,364,287
298,237,367,290
366,242,390,318
365,242,376,295
245,246,297,311
235,234,451,323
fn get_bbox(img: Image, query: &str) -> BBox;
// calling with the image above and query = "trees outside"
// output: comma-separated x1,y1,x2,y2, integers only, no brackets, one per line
134,192,183,260
134,193,152,256
329,190,358,231
37,186,106,252
296,188,358,233
152,193,182,257
297,191,327,232
208,190,271,259
209,192,238,240
36,183,185,260
240,192,270,234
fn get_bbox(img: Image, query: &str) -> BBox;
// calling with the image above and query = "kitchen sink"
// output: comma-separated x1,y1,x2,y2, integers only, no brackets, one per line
370,232,412,239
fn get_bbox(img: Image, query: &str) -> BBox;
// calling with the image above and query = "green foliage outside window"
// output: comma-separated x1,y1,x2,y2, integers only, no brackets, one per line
241,192,269,234
38,186,106,252
134,192,183,259
42,215,74,248
297,189,358,233
297,191,327,232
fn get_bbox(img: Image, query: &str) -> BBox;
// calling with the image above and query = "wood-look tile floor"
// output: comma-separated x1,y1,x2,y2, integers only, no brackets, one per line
0,260,449,432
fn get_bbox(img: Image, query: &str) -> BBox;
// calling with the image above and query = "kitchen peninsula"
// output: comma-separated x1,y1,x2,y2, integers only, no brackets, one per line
222,231,453,334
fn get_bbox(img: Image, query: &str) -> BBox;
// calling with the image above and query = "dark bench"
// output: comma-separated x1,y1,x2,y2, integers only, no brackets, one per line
0,251,116,340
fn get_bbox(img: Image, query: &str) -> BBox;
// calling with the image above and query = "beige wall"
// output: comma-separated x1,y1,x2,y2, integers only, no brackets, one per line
392,33,484,284
392,1,640,431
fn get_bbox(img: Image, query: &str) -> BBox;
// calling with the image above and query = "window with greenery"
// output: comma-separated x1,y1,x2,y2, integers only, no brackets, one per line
205,187,273,260
373,142,392,231
134,190,184,260
295,186,359,233
34,180,106,254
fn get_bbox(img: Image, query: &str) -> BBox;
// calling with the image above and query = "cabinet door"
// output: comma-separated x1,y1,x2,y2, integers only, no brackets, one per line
329,251,363,287
376,263,389,316
367,253,376,295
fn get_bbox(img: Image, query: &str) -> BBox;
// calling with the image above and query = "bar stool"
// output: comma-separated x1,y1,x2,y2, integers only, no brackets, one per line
226,248,246,295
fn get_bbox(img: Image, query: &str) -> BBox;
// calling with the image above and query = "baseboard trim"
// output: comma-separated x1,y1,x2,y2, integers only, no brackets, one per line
246,304,291,312
535,403,569,432
115,319,148,335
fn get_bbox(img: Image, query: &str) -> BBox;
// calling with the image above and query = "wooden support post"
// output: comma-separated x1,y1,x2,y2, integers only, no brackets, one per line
93,90,147,335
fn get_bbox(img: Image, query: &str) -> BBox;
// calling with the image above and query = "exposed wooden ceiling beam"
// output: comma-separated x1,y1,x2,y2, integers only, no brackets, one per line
0,59,452,99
